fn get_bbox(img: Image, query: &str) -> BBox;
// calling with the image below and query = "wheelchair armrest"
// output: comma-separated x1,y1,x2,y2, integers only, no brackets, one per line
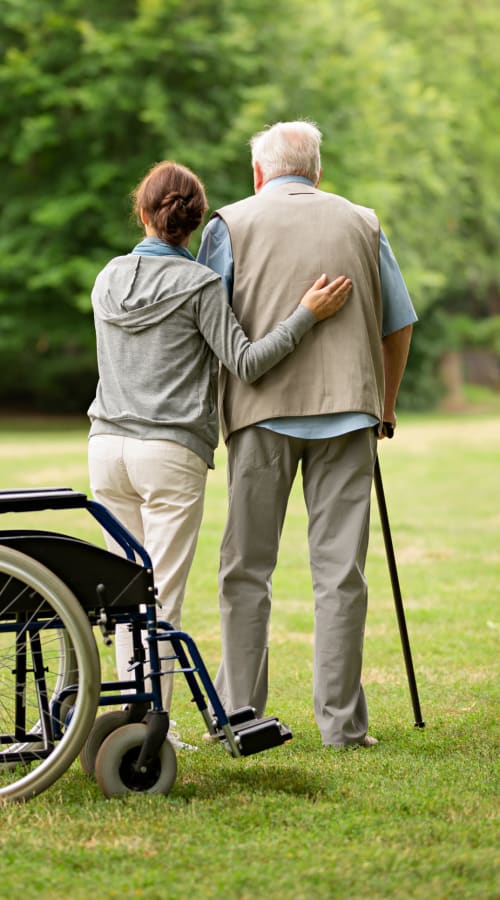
0,488,88,513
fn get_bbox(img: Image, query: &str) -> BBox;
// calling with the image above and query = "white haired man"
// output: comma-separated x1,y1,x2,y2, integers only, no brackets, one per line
198,121,416,748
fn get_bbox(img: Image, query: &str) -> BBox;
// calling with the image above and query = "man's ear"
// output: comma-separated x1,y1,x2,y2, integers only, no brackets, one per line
315,167,323,187
253,162,264,193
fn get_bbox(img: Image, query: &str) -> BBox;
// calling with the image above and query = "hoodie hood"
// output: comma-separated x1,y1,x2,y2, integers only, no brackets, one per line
91,254,220,333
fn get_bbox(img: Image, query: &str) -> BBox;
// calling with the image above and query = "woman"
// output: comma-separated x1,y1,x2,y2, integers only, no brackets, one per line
87,161,351,743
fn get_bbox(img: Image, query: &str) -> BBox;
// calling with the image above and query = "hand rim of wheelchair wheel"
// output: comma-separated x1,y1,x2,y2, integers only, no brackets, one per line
0,546,101,803
95,723,177,798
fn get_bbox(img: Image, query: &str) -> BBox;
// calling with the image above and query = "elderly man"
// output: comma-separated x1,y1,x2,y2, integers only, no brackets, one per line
198,120,416,748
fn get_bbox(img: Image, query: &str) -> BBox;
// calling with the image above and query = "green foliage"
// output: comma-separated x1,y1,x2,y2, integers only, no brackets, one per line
0,0,499,411
0,0,269,410
378,0,500,307
398,306,449,410
446,314,500,355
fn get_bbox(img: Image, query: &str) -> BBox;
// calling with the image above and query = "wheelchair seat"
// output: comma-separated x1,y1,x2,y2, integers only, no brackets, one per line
0,530,154,615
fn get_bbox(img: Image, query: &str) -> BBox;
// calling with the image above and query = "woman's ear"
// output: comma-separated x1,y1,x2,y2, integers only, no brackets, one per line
139,207,149,226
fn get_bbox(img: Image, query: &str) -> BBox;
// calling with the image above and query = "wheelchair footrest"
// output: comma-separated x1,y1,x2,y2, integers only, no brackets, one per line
224,715,293,756
227,706,257,726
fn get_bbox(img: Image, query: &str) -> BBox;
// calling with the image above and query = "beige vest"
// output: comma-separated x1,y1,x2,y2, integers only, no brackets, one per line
217,182,384,440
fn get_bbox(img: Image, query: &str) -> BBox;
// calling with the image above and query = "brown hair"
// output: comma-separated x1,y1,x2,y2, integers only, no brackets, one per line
132,161,208,246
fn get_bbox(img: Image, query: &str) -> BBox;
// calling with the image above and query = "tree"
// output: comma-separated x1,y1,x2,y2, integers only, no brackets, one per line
1,0,498,411
378,0,500,311
0,0,280,409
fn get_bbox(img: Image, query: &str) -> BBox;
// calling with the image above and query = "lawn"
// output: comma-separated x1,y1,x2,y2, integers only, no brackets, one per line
0,413,498,899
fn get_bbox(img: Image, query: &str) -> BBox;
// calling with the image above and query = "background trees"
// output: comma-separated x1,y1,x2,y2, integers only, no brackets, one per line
1,0,498,412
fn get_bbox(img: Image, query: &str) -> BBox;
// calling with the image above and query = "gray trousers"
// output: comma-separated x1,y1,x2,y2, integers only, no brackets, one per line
214,424,377,746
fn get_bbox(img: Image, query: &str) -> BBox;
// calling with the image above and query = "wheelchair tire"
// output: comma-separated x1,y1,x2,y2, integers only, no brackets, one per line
95,723,177,798
79,710,130,776
0,546,101,802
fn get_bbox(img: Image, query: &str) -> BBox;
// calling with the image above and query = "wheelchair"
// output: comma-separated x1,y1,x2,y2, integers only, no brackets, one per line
0,487,292,803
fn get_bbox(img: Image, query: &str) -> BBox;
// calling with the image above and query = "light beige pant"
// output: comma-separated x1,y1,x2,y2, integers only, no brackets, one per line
215,425,377,746
88,434,208,711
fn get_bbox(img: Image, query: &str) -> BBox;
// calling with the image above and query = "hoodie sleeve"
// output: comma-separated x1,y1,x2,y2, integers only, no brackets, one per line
193,281,316,383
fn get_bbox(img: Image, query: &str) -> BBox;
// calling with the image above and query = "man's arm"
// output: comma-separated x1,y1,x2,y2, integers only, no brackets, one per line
379,229,417,434
197,216,234,301
382,324,413,428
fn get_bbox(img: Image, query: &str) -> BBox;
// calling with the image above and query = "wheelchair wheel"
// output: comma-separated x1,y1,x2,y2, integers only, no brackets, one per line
95,723,177,798
0,546,100,802
4,627,79,761
79,710,129,776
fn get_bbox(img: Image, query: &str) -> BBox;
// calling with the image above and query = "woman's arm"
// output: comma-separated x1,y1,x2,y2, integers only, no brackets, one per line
195,275,352,384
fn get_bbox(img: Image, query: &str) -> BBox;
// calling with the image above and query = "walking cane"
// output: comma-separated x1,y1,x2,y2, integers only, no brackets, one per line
374,427,425,728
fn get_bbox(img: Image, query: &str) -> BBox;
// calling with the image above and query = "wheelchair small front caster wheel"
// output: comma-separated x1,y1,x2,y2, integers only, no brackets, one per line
94,723,177,797
79,710,130,776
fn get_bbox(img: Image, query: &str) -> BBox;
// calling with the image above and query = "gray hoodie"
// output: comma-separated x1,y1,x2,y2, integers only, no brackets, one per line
88,253,316,467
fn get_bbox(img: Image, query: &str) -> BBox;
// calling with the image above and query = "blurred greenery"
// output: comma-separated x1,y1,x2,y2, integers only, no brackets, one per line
0,0,499,411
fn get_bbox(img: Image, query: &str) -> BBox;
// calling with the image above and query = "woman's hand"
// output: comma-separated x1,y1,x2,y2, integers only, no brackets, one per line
300,274,352,321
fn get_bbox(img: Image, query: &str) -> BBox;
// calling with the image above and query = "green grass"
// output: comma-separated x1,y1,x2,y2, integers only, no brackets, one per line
0,414,498,899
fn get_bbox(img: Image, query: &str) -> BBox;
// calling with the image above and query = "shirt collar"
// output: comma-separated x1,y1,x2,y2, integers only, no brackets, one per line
261,175,315,192
132,236,195,260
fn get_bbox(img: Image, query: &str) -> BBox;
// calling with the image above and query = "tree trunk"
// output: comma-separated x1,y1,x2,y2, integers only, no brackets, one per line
439,350,466,411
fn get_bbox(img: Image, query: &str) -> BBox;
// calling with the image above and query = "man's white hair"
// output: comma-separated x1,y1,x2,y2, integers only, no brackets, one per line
250,120,322,184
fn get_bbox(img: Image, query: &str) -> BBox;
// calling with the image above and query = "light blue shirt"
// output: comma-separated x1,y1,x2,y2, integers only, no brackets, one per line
198,176,417,439
132,236,195,260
